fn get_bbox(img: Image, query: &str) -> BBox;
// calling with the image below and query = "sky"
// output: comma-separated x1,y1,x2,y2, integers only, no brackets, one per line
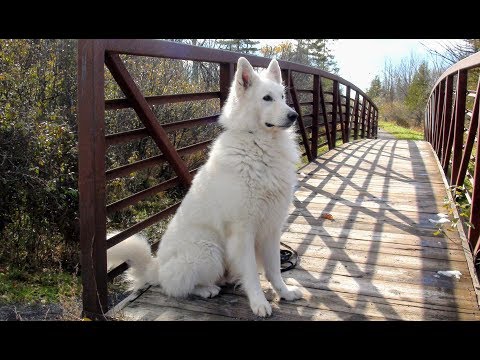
256,39,463,92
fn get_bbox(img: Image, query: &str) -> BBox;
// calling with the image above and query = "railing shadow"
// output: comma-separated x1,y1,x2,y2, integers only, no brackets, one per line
407,140,458,320
284,138,460,320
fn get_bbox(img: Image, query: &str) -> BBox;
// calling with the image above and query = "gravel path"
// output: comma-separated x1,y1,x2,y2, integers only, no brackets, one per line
0,303,64,321
376,127,397,140
0,288,131,321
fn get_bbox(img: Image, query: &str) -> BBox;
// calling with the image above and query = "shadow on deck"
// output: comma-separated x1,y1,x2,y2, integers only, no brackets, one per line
110,139,480,320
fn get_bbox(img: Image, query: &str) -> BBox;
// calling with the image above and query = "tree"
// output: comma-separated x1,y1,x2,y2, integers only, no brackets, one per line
367,75,382,99
405,62,431,126
394,52,423,100
423,39,480,66
305,39,338,73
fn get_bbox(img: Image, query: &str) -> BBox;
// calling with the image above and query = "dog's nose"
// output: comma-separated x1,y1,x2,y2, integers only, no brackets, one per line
287,111,298,123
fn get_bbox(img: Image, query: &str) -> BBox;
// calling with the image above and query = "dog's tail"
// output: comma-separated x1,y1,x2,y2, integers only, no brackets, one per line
107,231,157,290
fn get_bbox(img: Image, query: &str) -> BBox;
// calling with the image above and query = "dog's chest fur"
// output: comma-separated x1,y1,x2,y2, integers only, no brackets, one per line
219,130,298,215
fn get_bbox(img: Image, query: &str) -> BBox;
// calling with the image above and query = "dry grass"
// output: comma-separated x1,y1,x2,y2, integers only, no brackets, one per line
57,288,83,321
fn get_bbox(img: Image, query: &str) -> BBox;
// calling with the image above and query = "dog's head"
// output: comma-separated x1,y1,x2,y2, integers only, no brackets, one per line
219,57,298,132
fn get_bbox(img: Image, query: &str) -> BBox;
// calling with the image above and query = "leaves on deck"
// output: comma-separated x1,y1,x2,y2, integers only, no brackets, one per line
320,213,334,221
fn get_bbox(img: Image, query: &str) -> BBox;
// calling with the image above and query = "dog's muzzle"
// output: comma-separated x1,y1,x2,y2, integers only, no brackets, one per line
281,110,298,128
287,111,298,123
265,111,299,128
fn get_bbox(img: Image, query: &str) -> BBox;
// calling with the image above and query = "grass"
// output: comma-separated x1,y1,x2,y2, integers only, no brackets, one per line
0,267,81,304
378,120,424,141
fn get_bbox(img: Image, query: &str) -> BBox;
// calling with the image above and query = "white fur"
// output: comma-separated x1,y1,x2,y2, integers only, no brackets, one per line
107,231,156,290
108,57,303,317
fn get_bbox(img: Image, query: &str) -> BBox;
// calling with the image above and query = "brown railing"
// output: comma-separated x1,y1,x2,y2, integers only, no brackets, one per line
425,51,480,268
77,39,378,319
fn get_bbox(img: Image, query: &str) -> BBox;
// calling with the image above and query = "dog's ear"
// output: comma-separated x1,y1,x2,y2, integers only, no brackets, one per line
265,58,282,84
235,57,255,93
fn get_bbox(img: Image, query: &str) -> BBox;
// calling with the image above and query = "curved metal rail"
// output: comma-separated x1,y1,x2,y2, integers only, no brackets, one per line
425,51,480,267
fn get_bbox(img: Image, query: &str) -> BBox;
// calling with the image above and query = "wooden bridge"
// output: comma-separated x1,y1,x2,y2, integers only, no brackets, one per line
77,40,480,320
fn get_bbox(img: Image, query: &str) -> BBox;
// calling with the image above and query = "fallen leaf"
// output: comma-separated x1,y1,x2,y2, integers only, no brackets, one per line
321,213,334,220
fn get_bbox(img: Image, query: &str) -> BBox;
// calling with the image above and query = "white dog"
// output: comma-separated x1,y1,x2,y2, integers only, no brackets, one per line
108,57,302,317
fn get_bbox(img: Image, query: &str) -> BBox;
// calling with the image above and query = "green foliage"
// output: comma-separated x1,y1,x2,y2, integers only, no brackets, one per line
0,39,79,271
432,185,474,241
405,62,431,126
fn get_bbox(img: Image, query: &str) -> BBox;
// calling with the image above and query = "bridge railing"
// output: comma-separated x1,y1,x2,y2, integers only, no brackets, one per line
77,39,379,319
425,51,480,267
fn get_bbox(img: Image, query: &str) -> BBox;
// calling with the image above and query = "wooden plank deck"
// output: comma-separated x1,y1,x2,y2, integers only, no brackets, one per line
112,139,480,321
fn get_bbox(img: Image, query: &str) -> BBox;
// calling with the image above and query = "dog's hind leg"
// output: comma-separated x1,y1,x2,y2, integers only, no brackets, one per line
256,226,302,301
156,231,224,298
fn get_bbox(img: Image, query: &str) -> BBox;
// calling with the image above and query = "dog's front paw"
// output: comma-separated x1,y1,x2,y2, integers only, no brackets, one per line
280,285,303,301
250,298,272,317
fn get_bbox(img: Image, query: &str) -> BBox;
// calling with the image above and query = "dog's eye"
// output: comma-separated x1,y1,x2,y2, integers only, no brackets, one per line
282,94,284,99
263,95,273,101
